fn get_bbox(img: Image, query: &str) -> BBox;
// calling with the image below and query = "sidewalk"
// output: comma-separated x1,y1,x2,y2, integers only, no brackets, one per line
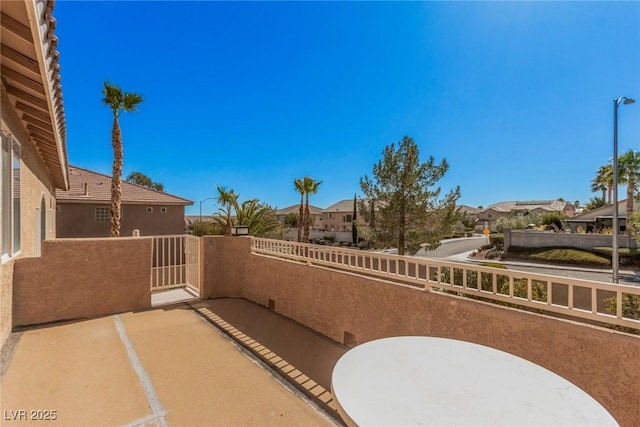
1,304,336,427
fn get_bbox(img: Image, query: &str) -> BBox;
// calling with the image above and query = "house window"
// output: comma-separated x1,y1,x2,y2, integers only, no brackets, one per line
146,207,153,213
344,214,353,222
1,132,21,259
95,207,110,222
160,207,167,213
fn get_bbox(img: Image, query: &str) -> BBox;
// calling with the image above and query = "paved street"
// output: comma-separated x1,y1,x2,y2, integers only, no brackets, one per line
412,237,640,287
416,236,487,258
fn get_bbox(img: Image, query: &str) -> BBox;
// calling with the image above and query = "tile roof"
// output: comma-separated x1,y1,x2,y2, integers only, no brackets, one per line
486,200,570,213
323,199,359,213
55,166,193,205
275,204,323,215
458,205,481,214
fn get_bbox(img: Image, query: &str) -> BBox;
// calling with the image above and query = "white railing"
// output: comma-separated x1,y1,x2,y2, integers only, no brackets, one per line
151,235,200,295
251,238,640,330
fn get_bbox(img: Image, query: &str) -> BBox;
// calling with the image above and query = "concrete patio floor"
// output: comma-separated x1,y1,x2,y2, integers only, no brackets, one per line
1,301,340,426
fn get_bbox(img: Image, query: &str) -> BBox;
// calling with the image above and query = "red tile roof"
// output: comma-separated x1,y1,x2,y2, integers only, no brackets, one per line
55,166,192,205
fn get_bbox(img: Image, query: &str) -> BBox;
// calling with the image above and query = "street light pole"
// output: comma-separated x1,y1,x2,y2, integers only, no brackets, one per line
612,96,636,284
199,197,217,223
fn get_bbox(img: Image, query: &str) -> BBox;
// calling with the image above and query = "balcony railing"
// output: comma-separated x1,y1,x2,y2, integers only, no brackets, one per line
152,235,200,294
251,238,640,330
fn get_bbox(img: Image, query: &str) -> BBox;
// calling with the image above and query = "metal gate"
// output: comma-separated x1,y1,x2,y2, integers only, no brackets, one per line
151,235,200,296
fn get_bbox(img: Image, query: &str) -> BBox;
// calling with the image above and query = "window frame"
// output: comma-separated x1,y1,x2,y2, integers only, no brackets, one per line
1,131,21,262
95,206,110,222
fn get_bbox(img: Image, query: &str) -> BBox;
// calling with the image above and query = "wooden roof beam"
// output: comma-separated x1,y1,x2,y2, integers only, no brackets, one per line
0,12,34,43
0,44,40,74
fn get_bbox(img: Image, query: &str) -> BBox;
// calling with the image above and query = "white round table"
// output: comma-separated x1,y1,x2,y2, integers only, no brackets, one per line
331,336,618,426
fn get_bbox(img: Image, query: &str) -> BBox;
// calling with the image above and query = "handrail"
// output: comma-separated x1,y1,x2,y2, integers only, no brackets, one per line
250,237,640,330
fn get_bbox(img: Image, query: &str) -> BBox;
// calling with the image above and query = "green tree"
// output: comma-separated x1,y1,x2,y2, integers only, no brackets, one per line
294,179,304,242
584,196,606,212
284,212,299,228
126,171,164,192
359,136,461,255
213,197,282,238
352,194,358,245
216,186,239,236
234,199,282,237
102,81,143,237
592,164,613,204
618,150,640,236
190,220,224,237
294,177,322,243
541,212,566,231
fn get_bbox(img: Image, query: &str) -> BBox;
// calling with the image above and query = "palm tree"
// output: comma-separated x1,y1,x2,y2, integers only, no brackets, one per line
302,177,322,244
618,150,640,236
102,82,143,237
294,179,304,242
234,199,282,237
591,165,609,203
216,186,239,236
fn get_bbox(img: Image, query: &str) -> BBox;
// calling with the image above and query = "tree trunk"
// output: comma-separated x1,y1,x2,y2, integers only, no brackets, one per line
608,187,612,204
110,117,123,237
627,176,634,237
297,197,304,242
303,196,310,243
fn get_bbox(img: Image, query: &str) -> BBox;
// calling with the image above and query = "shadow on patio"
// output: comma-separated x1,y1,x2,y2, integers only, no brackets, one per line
1,302,339,427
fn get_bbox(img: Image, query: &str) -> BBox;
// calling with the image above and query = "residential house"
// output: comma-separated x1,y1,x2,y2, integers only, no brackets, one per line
56,166,193,237
1,0,69,346
478,200,576,231
458,204,481,224
565,199,640,234
275,204,323,229
322,199,367,232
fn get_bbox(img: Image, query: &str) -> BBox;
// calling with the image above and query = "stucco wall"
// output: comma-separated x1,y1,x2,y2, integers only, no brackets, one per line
57,203,186,237
1,84,58,348
505,228,637,250
13,238,152,327
201,236,640,427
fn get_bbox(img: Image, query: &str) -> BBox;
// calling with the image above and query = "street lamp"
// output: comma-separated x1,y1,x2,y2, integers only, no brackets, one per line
612,96,635,283
199,197,217,223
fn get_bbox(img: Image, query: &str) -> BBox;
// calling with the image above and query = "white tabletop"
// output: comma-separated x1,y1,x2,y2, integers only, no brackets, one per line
331,336,618,427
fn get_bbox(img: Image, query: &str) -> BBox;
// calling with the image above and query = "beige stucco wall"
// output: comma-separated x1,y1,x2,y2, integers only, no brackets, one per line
505,228,637,251
201,236,640,427
56,203,186,238
13,238,152,327
1,84,58,348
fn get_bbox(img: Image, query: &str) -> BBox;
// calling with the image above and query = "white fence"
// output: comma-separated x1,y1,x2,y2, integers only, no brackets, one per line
151,235,200,295
251,238,640,330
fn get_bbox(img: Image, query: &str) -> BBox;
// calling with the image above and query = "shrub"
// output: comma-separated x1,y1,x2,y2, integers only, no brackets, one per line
505,247,609,267
604,294,640,321
489,234,504,250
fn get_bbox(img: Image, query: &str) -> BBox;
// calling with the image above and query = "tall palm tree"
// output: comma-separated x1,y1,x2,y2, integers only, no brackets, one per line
102,82,143,237
294,178,305,242
618,150,640,236
216,186,239,236
591,165,610,203
302,177,322,244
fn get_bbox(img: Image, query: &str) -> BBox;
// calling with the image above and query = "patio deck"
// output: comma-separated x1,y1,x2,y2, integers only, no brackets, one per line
0,301,339,426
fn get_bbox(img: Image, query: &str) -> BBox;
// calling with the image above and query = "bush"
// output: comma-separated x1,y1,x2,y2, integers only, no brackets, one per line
604,294,640,321
489,234,504,250
504,246,610,267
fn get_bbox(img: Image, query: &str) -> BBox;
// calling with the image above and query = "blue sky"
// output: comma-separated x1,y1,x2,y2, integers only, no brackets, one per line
54,1,640,215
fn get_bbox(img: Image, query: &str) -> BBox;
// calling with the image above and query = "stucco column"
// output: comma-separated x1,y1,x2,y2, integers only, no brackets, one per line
200,236,252,299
